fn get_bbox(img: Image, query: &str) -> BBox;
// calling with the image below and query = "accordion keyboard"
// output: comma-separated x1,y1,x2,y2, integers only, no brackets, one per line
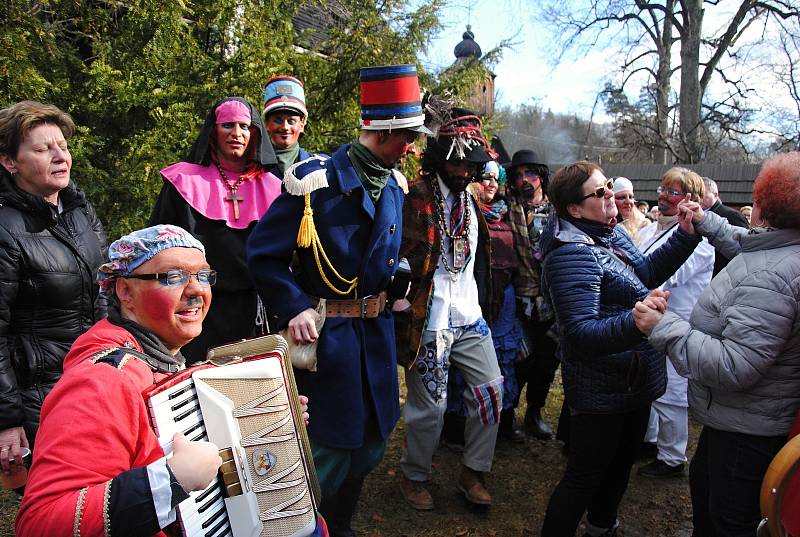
148,378,233,537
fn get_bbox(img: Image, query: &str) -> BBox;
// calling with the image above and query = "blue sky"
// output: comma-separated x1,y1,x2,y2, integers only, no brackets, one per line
419,0,796,136
419,1,612,118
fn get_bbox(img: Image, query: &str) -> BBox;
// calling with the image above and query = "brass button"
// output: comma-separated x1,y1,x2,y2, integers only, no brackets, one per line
388,258,395,266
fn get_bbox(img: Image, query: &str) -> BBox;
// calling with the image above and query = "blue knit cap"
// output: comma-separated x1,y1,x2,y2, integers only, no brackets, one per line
97,225,205,294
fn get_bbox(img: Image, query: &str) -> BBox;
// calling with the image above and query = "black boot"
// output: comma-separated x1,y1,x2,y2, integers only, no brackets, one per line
320,477,365,537
524,407,553,440
498,408,526,443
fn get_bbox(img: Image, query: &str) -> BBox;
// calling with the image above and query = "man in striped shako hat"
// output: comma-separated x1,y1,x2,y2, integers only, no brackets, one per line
248,64,430,537
262,75,314,178
394,97,503,511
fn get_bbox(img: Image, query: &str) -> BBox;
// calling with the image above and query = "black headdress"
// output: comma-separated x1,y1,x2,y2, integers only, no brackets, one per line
186,97,277,167
421,95,493,174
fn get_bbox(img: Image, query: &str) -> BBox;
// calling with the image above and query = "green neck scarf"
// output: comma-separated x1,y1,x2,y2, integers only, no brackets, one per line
274,143,300,175
348,141,391,203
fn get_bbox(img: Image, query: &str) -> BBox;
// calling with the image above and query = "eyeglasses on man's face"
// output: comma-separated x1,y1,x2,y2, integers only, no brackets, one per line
580,179,614,201
124,269,217,287
657,185,685,197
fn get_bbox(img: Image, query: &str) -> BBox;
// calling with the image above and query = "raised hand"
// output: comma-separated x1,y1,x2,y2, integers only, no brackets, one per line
676,194,697,235
678,196,705,224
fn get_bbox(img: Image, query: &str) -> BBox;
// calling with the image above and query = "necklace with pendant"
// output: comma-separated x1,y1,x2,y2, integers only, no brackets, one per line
430,176,470,276
215,161,245,221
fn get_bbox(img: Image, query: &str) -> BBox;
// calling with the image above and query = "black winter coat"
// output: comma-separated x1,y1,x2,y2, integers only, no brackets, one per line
539,216,699,413
0,174,106,443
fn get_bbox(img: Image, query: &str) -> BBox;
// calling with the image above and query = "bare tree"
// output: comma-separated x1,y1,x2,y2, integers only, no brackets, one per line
768,19,800,150
540,0,800,163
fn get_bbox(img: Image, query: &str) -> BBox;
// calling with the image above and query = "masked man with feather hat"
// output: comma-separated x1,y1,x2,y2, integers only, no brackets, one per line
394,100,503,510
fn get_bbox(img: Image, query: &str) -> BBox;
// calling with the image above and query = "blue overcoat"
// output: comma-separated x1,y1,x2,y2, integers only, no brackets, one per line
247,144,404,449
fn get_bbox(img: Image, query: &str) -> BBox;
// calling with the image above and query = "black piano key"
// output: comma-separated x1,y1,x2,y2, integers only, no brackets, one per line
195,483,217,503
190,431,208,442
174,401,201,422
171,395,195,412
167,385,193,399
204,514,231,537
206,520,232,537
198,490,223,512
183,421,203,437
201,505,226,529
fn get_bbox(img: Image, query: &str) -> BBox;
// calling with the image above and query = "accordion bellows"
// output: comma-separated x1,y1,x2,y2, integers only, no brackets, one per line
146,335,320,537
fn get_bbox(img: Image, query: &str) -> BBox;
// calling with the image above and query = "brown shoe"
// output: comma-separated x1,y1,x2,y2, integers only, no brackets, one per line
457,465,492,506
399,474,434,510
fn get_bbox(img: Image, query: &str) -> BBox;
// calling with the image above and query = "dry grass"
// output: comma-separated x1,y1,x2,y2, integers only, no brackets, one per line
0,369,695,537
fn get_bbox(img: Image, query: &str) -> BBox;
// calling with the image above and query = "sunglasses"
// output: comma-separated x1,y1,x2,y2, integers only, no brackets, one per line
580,180,614,201
124,269,217,287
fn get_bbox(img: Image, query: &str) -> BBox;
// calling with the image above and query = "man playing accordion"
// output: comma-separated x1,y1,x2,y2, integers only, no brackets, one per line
15,225,325,537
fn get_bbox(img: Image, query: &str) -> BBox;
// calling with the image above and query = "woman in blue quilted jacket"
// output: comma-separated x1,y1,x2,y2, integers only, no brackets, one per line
537,161,700,537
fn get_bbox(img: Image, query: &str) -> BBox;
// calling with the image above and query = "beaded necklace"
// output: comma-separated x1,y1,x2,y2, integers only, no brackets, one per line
214,161,246,221
430,176,471,275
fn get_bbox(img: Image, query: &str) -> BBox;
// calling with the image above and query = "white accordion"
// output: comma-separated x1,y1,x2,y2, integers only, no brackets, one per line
144,335,320,537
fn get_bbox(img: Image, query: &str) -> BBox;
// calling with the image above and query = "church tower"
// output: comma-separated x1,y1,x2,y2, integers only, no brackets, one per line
453,25,495,117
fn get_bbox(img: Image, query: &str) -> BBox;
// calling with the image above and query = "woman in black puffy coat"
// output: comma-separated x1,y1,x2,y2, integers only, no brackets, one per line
537,161,699,537
0,101,105,472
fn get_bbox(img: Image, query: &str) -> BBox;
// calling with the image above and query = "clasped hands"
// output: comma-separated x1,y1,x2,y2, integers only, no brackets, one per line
633,289,671,335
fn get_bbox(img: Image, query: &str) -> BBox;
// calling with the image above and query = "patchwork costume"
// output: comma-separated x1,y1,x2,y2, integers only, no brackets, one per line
396,107,503,504
150,98,282,363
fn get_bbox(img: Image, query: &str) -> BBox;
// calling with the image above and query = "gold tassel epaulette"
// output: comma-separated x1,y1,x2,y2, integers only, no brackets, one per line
283,156,358,296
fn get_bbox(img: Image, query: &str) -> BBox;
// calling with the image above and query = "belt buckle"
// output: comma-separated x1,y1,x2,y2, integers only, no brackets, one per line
360,295,375,318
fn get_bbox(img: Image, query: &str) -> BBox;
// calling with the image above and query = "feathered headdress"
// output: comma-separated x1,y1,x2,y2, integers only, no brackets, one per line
423,94,495,162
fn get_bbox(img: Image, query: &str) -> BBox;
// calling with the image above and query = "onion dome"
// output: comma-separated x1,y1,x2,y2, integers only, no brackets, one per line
454,25,482,60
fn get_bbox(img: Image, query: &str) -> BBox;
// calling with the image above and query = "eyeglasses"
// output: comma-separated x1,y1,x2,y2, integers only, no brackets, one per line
124,269,217,287
580,180,614,201
657,185,684,197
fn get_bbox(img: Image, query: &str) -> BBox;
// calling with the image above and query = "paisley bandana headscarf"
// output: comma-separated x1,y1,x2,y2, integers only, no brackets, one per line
97,225,205,295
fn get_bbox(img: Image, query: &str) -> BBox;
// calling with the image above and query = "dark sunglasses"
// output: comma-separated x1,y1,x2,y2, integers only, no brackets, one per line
580,180,614,201
124,269,217,287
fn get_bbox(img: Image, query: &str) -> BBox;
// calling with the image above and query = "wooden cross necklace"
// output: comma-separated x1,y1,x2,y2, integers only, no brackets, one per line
214,161,245,220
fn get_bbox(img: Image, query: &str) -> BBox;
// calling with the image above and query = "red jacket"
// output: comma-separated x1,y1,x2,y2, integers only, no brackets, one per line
16,319,169,537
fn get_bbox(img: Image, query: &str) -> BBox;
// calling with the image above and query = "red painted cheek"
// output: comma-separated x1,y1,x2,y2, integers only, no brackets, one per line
140,289,177,320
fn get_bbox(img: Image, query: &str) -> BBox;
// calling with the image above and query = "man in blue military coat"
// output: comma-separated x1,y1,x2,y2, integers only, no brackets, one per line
247,64,430,537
